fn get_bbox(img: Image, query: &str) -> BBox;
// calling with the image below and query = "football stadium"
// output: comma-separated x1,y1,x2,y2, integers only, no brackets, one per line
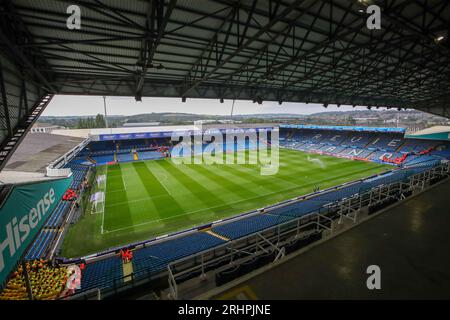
1,0,450,304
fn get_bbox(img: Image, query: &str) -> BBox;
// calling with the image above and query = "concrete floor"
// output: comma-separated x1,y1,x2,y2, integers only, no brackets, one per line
207,179,450,300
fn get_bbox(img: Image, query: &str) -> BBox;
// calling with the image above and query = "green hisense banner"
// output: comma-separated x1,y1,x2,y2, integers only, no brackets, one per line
0,177,72,286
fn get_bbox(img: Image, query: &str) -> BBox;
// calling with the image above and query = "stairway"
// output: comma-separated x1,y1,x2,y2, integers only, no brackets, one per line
122,261,133,283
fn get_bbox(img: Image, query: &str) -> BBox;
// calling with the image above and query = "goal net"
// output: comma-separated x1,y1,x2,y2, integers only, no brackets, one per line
90,191,105,214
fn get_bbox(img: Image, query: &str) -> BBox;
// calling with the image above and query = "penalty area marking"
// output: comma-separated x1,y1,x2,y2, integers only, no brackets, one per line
101,159,385,234
156,173,173,196
101,183,309,235
144,162,173,196
121,165,129,191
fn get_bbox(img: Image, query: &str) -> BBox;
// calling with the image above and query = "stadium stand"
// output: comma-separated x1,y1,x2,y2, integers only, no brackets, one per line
66,159,449,296
45,201,71,228
212,214,293,240
64,163,89,189
280,126,449,167
71,137,174,166
132,233,225,278
80,256,123,291
16,125,448,298
117,152,134,163
23,163,90,262
0,260,68,300
91,154,115,165
138,150,164,161
64,127,443,172
26,230,61,261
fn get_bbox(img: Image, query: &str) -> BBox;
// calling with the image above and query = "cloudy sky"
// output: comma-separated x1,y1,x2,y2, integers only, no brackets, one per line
42,95,375,117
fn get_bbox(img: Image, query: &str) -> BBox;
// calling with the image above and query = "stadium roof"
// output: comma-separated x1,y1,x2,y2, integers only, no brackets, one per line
3,132,85,173
90,124,199,136
410,125,450,136
50,123,277,140
0,132,84,184
1,0,450,169
407,125,450,140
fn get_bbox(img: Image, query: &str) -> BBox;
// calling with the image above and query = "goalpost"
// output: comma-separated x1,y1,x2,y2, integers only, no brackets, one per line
91,173,106,215
91,191,105,215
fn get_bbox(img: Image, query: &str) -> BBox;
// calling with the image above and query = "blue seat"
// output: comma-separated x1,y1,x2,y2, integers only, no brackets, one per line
132,233,225,279
79,256,123,292
212,214,293,240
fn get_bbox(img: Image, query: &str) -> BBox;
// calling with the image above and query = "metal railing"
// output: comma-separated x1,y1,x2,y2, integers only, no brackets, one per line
46,167,72,177
46,137,92,171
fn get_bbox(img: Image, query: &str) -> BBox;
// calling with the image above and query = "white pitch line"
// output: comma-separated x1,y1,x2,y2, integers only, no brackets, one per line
102,202,225,234
103,184,308,234
144,162,173,196
121,165,128,191
157,175,173,196
103,150,383,235
100,165,108,235
103,163,380,235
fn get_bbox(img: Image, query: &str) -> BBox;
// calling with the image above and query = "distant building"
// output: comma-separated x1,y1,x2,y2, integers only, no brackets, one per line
195,119,241,124
30,122,65,133
194,120,217,124
219,119,242,124
122,122,161,127
354,117,379,123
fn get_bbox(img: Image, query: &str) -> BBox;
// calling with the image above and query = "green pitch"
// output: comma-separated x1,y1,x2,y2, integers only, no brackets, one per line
61,148,390,257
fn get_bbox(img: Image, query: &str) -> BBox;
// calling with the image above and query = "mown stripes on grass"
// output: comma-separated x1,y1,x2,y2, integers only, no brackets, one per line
104,164,133,231
61,148,391,257
131,162,189,224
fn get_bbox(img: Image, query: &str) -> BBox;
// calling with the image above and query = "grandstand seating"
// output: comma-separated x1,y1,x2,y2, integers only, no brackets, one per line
71,157,446,296
430,149,450,158
69,127,450,171
24,163,89,261
341,132,375,148
80,256,123,291
117,152,134,162
76,135,266,165
79,138,172,157
64,163,89,189
397,138,440,153
68,157,89,164
45,201,71,228
132,233,225,279
50,126,450,297
280,127,450,168
366,134,404,151
25,198,75,261
212,214,293,240
91,154,114,164
0,261,68,300
26,231,57,260
139,150,164,161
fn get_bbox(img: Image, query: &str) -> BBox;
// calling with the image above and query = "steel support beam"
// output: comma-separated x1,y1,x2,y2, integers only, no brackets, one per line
0,94,54,171
181,0,308,97
135,0,177,101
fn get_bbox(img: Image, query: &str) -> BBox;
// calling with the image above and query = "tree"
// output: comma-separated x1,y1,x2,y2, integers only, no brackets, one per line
347,116,357,125
75,114,107,129
78,118,85,129
95,114,106,128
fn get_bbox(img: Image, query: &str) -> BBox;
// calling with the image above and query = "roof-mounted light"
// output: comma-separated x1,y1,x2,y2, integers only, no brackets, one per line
435,35,445,43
